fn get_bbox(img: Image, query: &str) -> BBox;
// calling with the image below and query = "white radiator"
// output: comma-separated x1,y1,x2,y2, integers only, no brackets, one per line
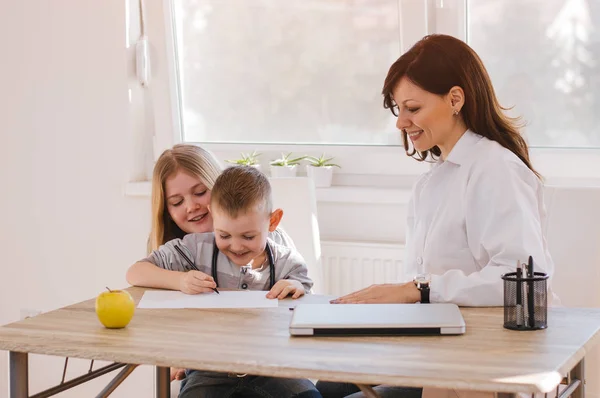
320,240,406,297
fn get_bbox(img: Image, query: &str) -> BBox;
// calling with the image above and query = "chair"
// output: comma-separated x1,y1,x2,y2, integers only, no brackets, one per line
269,177,324,294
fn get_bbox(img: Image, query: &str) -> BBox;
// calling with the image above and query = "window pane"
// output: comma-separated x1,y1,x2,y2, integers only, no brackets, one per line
468,0,600,147
173,0,401,145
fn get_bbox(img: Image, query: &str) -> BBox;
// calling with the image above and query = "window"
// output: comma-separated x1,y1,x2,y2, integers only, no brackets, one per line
145,0,600,185
468,0,600,148
172,0,402,146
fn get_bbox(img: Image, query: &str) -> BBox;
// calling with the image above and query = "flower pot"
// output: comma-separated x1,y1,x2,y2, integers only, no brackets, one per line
270,165,298,178
306,165,333,187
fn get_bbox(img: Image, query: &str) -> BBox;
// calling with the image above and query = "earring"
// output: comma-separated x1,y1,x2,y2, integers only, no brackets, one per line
453,109,459,116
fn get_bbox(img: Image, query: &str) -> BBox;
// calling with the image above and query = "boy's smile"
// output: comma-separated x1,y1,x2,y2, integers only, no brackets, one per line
211,204,272,267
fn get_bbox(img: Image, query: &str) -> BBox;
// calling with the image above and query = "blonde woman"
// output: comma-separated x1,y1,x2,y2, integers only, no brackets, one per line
140,144,295,253
146,144,221,253
126,144,296,383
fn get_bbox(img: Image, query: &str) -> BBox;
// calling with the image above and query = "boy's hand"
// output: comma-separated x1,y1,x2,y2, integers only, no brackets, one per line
266,279,305,299
179,270,217,295
170,367,186,382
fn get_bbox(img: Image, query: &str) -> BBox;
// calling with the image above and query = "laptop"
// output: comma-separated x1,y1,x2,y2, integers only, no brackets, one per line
289,303,466,336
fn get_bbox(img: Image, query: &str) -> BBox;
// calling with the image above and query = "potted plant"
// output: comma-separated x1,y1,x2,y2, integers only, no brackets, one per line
269,152,306,178
305,153,340,188
225,151,261,170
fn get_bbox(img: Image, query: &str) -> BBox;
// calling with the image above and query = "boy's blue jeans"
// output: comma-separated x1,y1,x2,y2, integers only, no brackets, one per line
179,370,322,398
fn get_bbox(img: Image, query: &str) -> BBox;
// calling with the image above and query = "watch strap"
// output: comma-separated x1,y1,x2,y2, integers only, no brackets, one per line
420,284,430,304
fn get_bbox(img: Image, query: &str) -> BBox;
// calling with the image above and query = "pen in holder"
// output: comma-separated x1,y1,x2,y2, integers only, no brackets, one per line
502,257,548,331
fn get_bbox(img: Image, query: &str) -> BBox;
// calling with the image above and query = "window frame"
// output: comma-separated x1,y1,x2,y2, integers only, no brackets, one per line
144,0,600,187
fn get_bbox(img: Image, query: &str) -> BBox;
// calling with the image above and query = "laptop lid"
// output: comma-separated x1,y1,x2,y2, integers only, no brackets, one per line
289,303,466,336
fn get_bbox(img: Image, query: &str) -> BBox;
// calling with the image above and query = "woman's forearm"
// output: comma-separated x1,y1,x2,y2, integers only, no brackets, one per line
126,261,182,291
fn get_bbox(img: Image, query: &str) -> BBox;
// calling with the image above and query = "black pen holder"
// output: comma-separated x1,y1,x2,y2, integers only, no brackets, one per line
502,272,549,331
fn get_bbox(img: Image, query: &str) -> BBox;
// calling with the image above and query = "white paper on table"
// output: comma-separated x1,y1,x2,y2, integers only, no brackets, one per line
137,290,278,309
278,294,336,309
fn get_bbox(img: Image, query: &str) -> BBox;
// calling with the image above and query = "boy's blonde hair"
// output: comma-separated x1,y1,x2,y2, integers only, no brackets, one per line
210,166,273,218
149,144,222,252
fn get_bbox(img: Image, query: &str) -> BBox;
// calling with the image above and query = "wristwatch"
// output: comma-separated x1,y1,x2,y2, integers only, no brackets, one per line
413,273,431,304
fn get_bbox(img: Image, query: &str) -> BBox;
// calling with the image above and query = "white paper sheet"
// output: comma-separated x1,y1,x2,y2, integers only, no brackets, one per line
137,290,278,309
137,290,336,310
278,294,336,309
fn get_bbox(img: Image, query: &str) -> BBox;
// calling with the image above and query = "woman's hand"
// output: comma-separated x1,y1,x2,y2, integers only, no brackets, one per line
266,280,305,299
330,282,421,304
170,367,186,382
178,270,217,295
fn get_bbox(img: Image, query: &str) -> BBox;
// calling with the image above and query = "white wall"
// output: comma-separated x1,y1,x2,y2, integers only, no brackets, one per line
0,1,154,396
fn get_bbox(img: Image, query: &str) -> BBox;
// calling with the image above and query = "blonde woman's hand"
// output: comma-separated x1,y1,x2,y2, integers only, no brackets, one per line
179,270,217,295
266,279,305,299
330,282,420,304
170,367,186,382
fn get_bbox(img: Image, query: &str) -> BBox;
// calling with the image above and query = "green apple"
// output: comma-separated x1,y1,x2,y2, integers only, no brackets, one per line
95,288,135,329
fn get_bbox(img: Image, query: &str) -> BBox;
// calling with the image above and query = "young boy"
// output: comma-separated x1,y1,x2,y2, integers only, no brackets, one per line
127,165,320,398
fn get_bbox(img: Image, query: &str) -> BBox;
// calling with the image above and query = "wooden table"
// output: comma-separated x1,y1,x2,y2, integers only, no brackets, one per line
1,287,599,398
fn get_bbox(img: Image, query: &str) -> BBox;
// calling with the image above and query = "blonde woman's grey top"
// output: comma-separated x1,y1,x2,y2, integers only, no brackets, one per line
141,232,313,293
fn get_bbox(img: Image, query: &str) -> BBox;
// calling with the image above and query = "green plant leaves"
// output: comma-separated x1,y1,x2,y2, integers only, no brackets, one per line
269,152,306,166
305,153,340,168
225,150,261,166
227,151,341,168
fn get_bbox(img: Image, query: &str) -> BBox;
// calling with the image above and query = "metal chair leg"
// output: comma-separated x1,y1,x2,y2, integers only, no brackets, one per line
61,357,69,384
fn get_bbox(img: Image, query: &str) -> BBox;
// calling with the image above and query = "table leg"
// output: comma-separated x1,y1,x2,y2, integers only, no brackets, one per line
356,384,380,398
156,366,170,398
9,351,28,398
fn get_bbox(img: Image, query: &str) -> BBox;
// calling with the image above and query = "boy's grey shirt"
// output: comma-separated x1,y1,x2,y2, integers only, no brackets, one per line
141,230,313,293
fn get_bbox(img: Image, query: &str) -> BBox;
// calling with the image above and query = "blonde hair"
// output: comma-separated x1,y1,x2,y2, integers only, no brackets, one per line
148,144,222,252
210,166,272,219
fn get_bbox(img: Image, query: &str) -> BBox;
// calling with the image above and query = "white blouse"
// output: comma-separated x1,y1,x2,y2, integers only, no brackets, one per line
404,130,555,306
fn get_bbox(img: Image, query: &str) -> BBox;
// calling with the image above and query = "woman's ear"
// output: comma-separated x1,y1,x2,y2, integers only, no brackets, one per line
448,86,465,112
269,208,283,232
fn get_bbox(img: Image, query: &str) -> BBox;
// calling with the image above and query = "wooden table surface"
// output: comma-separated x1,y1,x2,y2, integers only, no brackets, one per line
1,287,599,394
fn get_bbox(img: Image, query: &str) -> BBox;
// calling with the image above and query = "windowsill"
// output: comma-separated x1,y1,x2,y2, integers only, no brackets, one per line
123,181,413,205
125,173,600,207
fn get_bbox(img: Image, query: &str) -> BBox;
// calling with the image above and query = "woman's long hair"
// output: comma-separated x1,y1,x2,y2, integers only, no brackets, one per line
382,34,539,178
148,144,222,253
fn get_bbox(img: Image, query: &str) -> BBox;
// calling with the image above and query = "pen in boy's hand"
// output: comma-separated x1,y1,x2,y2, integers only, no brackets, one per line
174,244,220,294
